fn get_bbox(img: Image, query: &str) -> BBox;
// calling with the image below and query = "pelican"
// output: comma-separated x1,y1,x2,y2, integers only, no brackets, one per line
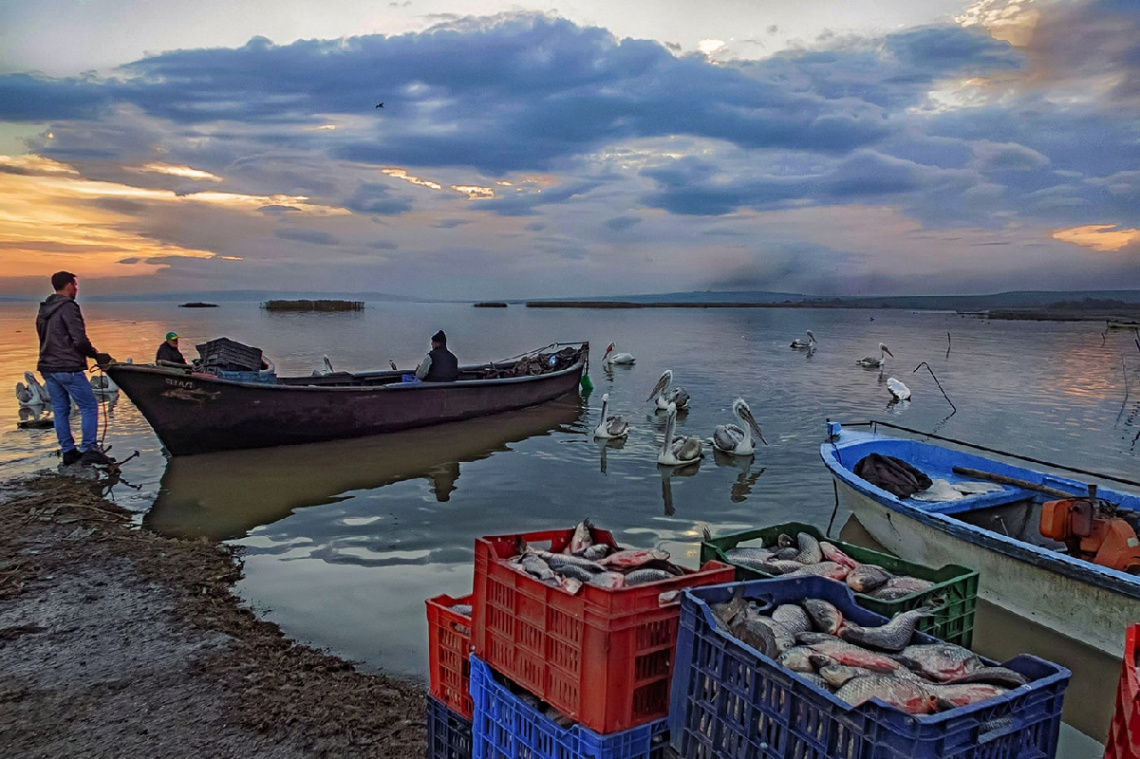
790,330,816,350
886,377,911,401
25,371,50,405
602,342,636,366
311,355,335,376
658,402,703,467
646,369,690,410
712,398,768,456
856,343,893,368
90,372,118,395
593,393,630,440
16,380,40,407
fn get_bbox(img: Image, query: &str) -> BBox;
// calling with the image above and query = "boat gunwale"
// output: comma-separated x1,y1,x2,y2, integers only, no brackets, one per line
820,425,1140,601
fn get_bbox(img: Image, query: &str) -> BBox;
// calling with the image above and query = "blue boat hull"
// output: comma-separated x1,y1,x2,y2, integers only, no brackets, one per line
820,423,1140,657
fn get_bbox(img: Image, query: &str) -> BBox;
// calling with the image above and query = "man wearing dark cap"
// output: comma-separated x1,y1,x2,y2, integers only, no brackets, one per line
36,271,115,466
156,331,187,364
415,329,459,382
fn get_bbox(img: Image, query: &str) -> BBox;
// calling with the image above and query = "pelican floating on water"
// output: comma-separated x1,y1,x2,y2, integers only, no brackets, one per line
886,377,911,401
17,371,50,407
602,342,636,366
89,372,119,395
712,398,768,456
647,369,690,410
593,393,630,440
856,343,893,368
790,330,816,350
312,355,335,376
658,402,703,467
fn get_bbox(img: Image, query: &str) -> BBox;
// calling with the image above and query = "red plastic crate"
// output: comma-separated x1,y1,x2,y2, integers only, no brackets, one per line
471,526,735,735
427,592,475,720
1106,624,1140,759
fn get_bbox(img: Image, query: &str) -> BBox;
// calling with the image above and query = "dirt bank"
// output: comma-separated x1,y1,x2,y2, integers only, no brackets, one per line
0,472,427,758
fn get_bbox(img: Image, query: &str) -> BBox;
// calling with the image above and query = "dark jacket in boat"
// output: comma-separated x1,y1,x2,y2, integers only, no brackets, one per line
418,346,459,382
853,453,932,499
36,294,99,373
156,341,187,364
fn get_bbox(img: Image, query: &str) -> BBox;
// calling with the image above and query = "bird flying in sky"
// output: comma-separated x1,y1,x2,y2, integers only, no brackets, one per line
375,102,383,108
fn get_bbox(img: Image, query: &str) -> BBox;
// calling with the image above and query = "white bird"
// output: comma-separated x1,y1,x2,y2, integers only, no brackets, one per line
790,330,816,350
856,343,894,368
602,342,636,366
712,398,768,456
646,369,691,410
886,377,911,401
311,355,335,376
593,393,630,439
16,381,40,407
25,371,51,404
90,372,119,395
658,402,703,467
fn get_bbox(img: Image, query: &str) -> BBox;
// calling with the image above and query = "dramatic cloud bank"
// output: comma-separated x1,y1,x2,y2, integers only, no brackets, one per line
0,1,1138,298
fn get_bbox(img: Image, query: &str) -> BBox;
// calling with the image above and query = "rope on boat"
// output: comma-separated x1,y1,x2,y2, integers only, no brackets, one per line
854,419,1140,490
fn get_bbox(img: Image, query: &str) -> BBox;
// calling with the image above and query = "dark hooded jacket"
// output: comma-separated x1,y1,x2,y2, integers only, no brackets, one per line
36,294,98,373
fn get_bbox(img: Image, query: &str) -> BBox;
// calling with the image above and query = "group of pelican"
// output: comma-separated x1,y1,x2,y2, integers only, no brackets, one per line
15,367,120,409
592,345,768,469
790,331,911,402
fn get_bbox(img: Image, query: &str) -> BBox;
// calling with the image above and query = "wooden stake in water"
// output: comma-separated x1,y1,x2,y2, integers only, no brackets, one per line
913,362,956,412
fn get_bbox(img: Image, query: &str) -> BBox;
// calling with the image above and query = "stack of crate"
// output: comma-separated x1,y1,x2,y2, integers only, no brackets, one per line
425,593,475,759
426,524,734,759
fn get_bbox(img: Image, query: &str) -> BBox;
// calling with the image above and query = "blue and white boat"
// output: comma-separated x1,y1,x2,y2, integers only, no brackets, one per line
821,420,1140,658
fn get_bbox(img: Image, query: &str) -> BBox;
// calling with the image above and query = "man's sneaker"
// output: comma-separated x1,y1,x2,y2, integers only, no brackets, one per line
80,446,114,466
61,448,82,466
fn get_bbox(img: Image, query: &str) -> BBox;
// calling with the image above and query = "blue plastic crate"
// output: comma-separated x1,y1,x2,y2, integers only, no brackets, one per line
668,576,1070,759
428,695,473,759
215,369,278,384
469,655,669,759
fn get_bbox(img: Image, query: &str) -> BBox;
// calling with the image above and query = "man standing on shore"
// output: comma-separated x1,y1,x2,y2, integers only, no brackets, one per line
36,271,114,466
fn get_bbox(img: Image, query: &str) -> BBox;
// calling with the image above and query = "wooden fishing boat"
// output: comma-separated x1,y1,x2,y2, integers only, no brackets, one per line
821,420,1140,658
108,342,589,456
1106,319,1140,330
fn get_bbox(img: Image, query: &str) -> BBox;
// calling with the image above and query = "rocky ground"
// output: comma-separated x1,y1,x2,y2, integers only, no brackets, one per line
0,472,428,758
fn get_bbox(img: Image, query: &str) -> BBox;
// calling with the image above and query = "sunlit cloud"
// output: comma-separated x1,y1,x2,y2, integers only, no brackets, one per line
1052,224,1140,252
452,184,496,199
382,168,442,191
956,0,1040,47
0,154,78,176
135,162,223,182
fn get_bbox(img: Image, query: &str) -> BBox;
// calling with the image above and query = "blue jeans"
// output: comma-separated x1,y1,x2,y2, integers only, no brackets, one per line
42,371,99,453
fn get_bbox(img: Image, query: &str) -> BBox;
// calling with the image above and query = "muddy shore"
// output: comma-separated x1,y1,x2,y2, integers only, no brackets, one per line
0,471,428,758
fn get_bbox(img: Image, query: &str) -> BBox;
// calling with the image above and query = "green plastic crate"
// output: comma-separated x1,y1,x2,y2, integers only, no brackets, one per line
699,521,979,647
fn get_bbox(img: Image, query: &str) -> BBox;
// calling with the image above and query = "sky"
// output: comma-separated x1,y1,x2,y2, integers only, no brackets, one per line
0,0,1138,299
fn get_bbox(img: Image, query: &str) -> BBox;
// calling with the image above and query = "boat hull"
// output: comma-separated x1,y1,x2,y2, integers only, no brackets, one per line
108,348,587,456
821,424,1140,659
836,481,1139,658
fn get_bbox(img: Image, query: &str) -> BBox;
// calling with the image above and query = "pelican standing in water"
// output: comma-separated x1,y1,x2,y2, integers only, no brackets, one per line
16,379,40,407
89,372,118,395
312,355,335,376
790,330,816,350
712,398,768,456
856,343,893,368
602,342,636,366
593,393,630,440
647,369,690,410
886,377,911,401
658,402,703,467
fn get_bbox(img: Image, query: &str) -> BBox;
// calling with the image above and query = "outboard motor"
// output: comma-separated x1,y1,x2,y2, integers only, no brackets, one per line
1041,486,1140,574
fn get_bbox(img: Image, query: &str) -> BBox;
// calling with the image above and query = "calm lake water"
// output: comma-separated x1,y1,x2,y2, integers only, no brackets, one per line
2,300,1138,753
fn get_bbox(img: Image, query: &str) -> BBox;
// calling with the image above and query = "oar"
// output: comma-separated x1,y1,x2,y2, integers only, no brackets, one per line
951,466,1084,500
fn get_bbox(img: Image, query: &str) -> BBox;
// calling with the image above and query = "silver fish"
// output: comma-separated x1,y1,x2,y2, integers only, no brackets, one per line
534,550,607,574
568,517,594,554
778,646,817,673
945,667,1028,688
896,643,984,682
624,568,674,586
818,663,884,689
796,672,829,690
796,631,840,645
869,576,934,600
840,607,934,652
819,541,859,569
729,614,778,658
846,564,893,593
726,546,777,562
803,599,844,635
582,543,610,561
792,532,823,564
449,604,473,617
772,604,812,636
805,641,902,673
929,682,1009,710
587,571,626,589
835,676,937,714
520,553,555,581
785,561,850,580
759,559,812,575
554,564,598,583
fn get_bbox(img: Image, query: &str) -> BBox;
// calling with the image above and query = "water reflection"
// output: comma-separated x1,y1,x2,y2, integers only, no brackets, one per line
146,395,584,540
658,462,700,516
711,449,766,503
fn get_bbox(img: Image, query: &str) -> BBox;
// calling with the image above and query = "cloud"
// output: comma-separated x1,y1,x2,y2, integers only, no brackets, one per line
273,227,340,245
603,215,640,232
344,182,413,216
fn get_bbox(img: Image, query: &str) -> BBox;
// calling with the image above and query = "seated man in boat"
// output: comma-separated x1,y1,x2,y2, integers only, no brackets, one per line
415,330,459,382
155,332,187,364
